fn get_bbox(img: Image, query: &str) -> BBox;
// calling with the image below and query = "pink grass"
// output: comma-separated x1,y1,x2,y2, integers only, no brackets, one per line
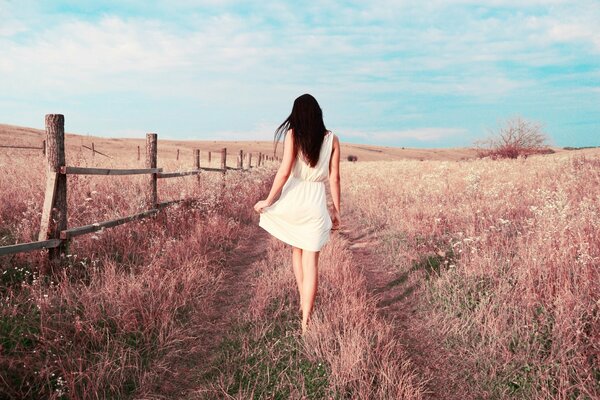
342,153,600,398
0,149,273,398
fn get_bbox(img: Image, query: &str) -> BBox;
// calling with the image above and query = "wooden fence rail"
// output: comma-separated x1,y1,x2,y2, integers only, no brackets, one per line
0,239,61,257
82,143,111,158
60,209,160,240
61,166,163,176
0,141,46,155
0,114,274,268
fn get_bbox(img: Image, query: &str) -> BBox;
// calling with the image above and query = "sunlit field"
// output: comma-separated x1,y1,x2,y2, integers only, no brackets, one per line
343,150,600,399
0,146,275,398
0,143,424,399
2,139,599,399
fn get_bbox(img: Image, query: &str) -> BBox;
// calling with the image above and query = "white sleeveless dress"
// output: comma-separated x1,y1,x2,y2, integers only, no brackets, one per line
259,131,334,251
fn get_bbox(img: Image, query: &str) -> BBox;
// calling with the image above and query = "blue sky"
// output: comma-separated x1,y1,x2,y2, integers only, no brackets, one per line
1,0,599,148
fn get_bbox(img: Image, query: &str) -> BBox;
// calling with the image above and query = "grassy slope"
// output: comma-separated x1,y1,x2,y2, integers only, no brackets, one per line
5,122,597,164
0,122,483,163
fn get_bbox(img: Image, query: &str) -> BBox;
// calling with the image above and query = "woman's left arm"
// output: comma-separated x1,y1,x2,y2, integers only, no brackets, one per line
254,130,295,213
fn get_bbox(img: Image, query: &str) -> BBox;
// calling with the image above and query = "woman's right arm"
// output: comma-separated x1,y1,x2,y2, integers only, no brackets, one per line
254,129,296,213
329,134,341,229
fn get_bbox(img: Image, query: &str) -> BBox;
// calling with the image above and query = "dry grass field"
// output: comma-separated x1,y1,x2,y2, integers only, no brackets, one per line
1,123,598,399
0,125,425,399
343,150,600,399
1,139,275,398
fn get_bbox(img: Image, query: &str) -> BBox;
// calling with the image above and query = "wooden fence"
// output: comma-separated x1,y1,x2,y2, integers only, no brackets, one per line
0,114,276,270
0,141,46,155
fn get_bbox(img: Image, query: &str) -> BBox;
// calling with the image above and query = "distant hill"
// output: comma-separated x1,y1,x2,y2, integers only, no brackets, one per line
4,122,590,163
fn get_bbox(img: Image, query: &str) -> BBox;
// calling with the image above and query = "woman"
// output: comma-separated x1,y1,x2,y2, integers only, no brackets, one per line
254,94,341,334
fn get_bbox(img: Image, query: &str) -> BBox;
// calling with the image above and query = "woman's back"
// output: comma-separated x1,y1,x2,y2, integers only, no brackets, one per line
291,131,333,183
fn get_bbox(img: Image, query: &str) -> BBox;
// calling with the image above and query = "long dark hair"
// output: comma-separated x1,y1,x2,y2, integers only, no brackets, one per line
274,94,328,167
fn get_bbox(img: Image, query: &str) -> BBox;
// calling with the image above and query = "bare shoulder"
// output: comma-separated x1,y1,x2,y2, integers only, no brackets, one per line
331,132,340,146
284,128,295,144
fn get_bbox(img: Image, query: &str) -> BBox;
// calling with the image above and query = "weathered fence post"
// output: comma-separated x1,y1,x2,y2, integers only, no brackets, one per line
248,153,252,169
220,147,227,196
39,114,67,269
258,152,262,166
220,148,227,171
208,151,212,165
42,140,46,156
194,149,201,183
194,149,200,169
176,149,180,161
137,145,140,161
146,134,158,209
91,142,95,158
238,150,243,169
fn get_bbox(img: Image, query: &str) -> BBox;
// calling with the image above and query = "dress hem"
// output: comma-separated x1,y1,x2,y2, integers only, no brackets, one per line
259,218,329,252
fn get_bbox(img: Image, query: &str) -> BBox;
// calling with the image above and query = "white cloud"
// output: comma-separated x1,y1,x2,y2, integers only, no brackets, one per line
167,121,276,141
2,1,598,97
342,127,468,142
547,22,600,51
0,0,598,145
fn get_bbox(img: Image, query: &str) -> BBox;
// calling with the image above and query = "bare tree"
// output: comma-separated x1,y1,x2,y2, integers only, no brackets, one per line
476,116,551,159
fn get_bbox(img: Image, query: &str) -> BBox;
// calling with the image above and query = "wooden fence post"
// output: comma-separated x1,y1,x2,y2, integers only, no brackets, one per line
42,140,46,156
194,149,201,183
39,114,67,269
194,149,200,169
176,149,180,161
146,134,158,209
208,151,212,165
238,150,243,169
91,142,95,158
137,145,140,161
220,147,227,195
248,153,252,168
258,152,262,166
220,148,227,170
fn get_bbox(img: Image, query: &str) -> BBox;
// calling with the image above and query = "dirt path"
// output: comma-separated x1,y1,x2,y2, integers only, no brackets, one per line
157,224,271,398
201,225,271,342
161,210,467,398
338,210,468,400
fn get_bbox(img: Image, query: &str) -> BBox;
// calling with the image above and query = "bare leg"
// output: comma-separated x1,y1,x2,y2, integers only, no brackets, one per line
301,250,319,334
292,247,303,312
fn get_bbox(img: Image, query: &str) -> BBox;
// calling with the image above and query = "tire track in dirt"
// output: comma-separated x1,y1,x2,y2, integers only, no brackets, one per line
339,210,470,400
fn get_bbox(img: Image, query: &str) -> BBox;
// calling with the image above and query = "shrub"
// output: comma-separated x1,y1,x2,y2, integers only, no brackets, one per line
476,117,551,159
347,155,358,162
